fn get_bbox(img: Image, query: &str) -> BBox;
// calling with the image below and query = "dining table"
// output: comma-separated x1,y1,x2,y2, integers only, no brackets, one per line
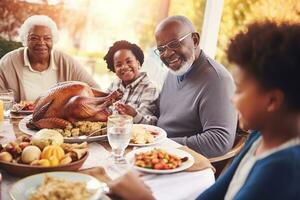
0,117,215,200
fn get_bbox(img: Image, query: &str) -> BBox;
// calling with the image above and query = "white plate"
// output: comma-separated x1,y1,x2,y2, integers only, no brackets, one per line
126,147,195,174
19,115,107,143
129,124,167,147
9,172,108,200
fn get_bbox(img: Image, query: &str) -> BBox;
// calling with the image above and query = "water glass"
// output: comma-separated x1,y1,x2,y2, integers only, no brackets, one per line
107,114,133,164
0,90,14,120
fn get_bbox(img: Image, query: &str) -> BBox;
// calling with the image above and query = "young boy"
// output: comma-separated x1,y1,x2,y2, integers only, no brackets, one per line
104,40,159,125
197,21,300,200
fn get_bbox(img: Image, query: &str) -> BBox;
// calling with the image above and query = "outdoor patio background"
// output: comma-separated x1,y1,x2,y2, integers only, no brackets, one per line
0,0,299,89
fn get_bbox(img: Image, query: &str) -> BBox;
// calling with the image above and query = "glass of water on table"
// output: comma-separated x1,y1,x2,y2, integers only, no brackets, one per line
107,114,133,164
0,90,14,120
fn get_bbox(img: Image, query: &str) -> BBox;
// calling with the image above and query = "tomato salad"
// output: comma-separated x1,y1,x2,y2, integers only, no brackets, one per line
134,148,183,170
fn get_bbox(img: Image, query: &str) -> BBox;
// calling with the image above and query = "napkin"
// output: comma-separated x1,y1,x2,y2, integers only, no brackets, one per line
179,146,215,173
80,167,112,183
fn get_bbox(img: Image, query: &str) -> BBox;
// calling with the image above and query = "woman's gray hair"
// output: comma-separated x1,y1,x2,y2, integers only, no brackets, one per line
19,15,59,46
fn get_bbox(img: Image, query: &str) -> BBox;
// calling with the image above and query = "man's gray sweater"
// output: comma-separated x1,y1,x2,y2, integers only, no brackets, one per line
157,51,237,157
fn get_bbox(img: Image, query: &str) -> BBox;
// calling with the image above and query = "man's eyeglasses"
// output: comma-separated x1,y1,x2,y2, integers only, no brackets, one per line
154,32,192,56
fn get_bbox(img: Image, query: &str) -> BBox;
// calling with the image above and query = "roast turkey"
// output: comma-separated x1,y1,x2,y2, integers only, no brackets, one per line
26,81,123,130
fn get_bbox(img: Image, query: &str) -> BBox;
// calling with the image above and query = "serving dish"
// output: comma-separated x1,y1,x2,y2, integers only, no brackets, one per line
0,152,88,177
19,115,107,143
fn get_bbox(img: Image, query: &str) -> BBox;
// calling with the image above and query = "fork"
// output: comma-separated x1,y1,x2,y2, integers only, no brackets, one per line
77,127,107,139
87,127,107,137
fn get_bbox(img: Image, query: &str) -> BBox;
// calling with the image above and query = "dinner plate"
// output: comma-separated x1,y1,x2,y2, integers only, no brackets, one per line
129,124,167,147
9,171,108,200
126,147,195,174
19,115,107,143
11,102,34,115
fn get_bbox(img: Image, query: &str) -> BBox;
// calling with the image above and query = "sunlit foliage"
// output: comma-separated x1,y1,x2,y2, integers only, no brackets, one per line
136,0,206,52
1,0,299,73
217,0,300,69
169,0,206,33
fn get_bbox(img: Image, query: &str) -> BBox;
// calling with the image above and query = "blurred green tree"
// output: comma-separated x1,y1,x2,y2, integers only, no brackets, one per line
0,0,63,40
137,0,206,52
0,0,87,49
216,0,300,69
0,37,22,59
169,0,206,33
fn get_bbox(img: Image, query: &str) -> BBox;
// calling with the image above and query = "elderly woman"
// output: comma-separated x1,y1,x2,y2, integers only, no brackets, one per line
104,40,159,125
0,15,100,102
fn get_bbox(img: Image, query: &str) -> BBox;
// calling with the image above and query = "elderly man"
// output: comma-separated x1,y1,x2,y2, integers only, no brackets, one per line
155,16,237,157
0,15,100,102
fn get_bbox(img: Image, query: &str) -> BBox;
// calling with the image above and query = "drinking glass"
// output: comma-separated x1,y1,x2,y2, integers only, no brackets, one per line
107,114,133,164
0,90,14,120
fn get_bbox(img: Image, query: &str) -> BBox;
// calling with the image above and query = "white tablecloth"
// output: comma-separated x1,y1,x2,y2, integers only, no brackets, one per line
144,169,214,200
1,139,215,200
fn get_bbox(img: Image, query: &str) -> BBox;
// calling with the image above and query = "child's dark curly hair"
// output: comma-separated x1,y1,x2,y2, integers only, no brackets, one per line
103,40,144,72
227,21,300,111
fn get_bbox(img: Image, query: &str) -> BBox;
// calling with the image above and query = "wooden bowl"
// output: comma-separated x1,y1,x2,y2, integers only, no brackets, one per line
0,152,88,177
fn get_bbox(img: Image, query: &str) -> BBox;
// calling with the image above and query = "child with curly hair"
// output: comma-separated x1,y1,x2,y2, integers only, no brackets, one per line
104,40,159,125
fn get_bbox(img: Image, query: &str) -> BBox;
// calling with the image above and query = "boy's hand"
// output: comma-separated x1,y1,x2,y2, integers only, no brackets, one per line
108,171,154,200
115,103,137,117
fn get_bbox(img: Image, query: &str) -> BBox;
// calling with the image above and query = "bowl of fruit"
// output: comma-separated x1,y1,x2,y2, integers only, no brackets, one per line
0,129,88,177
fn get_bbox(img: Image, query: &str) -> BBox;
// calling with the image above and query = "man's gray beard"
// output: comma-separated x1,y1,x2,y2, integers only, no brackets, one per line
168,58,194,76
